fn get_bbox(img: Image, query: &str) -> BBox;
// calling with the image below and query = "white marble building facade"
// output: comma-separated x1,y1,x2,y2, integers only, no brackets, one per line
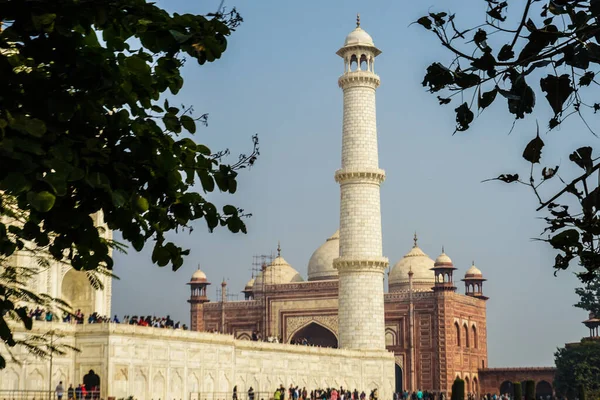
0,322,394,400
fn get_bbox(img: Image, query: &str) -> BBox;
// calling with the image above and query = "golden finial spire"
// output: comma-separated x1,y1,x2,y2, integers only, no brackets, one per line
413,232,418,248
356,13,360,28
277,241,281,257
472,260,475,266
442,245,445,254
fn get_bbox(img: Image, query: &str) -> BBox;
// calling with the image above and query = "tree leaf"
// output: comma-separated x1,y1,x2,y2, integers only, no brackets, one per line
478,88,497,109
9,115,47,137
416,17,432,30
540,74,573,115
422,63,454,93
454,102,474,132
549,229,580,249
542,166,559,180
223,205,237,216
522,126,544,164
26,191,56,212
498,44,515,61
579,71,595,86
180,115,196,133
569,146,593,172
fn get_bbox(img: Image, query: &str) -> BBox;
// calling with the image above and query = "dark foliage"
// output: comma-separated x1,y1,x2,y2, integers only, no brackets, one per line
514,382,522,400
415,0,600,315
554,341,600,400
0,0,258,367
524,380,535,400
451,377,465,400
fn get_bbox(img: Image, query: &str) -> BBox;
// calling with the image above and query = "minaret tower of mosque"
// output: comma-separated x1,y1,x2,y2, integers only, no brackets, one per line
334,15,388,350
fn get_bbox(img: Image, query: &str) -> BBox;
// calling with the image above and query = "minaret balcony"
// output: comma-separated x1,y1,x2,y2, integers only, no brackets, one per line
338,71,380,89
335,168,386,184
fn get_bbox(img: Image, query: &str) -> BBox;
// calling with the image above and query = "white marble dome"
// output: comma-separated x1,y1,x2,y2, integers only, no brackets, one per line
344,27,374,47
307,230,340,281
434,252,453,266
465,263,483,278
388,244,435,292
190,269,207,282
253,256,303,289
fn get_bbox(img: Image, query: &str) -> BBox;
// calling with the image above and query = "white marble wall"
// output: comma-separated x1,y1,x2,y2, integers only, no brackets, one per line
0,323,395,400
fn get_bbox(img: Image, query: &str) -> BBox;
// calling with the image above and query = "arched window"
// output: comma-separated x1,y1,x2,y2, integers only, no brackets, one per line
472,325,478,348
464,324,469,348
455,322,461,347
360,54,368,71
350,54,358,71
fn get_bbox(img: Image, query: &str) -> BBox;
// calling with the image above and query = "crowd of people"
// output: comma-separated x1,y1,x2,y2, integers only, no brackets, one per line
235,385,379,400
248,331,336,348
27,307,188,330
54,371,101,400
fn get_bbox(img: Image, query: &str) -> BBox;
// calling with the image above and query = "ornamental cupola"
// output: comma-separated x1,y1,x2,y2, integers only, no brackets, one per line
431,247,457,292
462,261,488,300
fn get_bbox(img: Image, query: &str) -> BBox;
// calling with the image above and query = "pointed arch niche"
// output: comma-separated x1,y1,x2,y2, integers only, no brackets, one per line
289,321,338,348
62,269,95,317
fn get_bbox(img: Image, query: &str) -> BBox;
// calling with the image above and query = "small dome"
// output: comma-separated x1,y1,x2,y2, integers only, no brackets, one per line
464,263,483,279
434,252,453,266
344,27,374,47
308,230,340,281
389,243,435,292
190,269,207,282
244,278,255,291
254,256,304,289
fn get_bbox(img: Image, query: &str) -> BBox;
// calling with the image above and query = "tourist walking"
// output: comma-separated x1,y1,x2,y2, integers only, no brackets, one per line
68,384,74,400
56,381,64,400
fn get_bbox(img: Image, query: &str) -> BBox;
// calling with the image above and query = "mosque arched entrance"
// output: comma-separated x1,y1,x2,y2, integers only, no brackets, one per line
394,364,403,393
499,381,513,397
535,381,553,398
290,322,338,348
62,269,94,317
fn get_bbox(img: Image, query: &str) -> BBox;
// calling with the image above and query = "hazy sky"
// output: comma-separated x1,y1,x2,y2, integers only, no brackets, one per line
112,0,596,368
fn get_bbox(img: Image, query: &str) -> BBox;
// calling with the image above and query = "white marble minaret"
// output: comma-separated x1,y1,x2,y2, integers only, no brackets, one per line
333,16,388,350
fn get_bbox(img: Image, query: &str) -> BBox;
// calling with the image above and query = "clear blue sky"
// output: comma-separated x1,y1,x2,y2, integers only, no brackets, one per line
112,0,595,368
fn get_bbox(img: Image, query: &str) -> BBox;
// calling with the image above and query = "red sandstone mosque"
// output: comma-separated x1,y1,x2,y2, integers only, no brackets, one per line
187,18,560,398
187,236,555,396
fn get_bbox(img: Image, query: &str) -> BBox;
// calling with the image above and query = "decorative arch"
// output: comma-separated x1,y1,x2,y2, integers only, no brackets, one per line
286,315,338,342
394,364,403,393
27,369,44,390
188,372,200,393
455,322,461,347
3,368,20,390
465,376,470,395
499,381,513,397
463,324,470,348
385,328,397,347
350,54,358,71
290,321,338,348
535,381,553,398
153,371,166,400
171,371,183,400
473,377,479,396
237,333,251,341
134,370,147,400
472,325,478,349
62,269,95,317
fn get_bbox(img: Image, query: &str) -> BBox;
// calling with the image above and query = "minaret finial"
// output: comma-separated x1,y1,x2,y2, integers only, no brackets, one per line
277,241,281,257
472,260,475,266
356,13,360,28
442,245,445,254
413,232,418,248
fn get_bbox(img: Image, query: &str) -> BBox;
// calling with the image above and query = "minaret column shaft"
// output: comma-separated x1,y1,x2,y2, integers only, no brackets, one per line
334,47,388,351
